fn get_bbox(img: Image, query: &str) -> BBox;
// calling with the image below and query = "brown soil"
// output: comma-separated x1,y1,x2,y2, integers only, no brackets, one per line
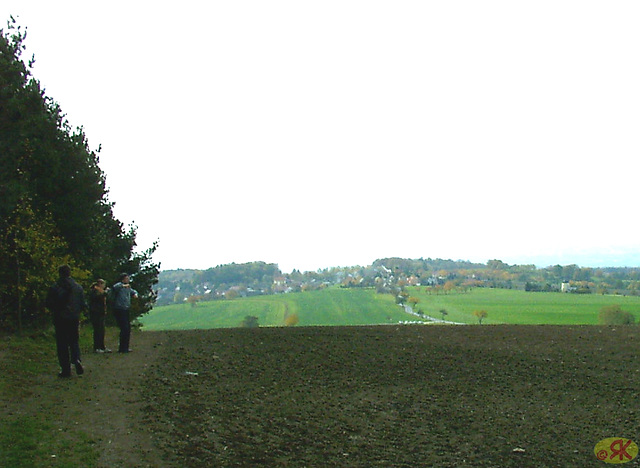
5,325,640,467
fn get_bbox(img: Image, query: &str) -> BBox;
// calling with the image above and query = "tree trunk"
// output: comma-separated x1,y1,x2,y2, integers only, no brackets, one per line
16,254,22,333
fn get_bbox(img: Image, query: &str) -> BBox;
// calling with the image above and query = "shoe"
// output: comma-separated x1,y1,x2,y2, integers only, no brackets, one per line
118,349,132,353
104,348,112,353
58,371,71,378
74,361,84,375
95,349,105,353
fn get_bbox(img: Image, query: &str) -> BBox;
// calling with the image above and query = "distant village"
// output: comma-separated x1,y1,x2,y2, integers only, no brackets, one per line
154,258,640,306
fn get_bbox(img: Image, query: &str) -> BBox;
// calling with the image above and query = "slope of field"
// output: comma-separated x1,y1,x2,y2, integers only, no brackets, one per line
140,288,412,330
409,287,640,324
142,287,640,330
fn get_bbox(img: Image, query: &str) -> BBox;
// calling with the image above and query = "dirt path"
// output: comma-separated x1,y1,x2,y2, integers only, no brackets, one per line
23,328,172,467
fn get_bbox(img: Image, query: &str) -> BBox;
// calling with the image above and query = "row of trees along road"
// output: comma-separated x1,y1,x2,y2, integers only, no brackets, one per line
0,18,159,332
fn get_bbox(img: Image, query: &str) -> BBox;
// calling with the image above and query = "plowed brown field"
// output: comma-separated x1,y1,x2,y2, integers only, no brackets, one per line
6,325,640,467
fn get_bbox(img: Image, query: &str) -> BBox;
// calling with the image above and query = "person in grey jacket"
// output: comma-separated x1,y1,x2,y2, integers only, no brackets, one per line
111,273,138,353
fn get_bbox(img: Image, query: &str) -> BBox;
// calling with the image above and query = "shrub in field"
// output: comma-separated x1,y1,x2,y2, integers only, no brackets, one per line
599,305,635,325
473,310,488,324
284,313,299,327
241,316,259,328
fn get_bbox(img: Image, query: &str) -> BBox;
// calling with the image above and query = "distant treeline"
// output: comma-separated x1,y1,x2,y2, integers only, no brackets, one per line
155,258,640,305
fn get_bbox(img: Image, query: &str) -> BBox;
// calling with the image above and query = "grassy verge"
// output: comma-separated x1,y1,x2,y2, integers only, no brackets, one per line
0,327,99,467
0,416,97,468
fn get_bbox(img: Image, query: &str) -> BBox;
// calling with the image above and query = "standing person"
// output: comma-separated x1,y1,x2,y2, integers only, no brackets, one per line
111,273,138,353
45,265,87,378
88,279,111,353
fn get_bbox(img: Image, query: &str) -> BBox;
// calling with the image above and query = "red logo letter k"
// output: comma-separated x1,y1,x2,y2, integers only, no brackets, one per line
610,439,633,461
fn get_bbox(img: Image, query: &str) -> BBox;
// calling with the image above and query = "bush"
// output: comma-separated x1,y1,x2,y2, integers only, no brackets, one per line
240,315,259,328
284,313,299,327
599,305,635,325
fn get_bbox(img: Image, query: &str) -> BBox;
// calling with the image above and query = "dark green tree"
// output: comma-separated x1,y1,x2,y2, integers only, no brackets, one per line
0,18,158,330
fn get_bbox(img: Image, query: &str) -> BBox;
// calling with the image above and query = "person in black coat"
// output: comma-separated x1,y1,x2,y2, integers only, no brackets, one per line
88,279,111,353
45,265,87,377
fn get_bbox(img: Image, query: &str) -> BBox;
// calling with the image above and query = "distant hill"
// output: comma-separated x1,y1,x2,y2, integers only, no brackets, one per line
154,257,640,307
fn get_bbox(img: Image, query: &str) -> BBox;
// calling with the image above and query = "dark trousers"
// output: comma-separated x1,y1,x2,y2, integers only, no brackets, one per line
90,312,106,350
54,317,81,373
113,308,131,352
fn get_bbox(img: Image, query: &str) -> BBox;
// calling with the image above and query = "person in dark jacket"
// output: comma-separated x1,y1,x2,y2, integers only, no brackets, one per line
45,265,87,378
111,273,138,353
88,279,111,353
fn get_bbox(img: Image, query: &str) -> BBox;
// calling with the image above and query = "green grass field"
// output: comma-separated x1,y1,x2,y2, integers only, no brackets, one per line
140,287,640,330
409,287,640,324
140,287,410,330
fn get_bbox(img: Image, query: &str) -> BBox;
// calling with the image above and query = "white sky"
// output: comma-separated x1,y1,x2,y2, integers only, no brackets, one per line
3,1,640,272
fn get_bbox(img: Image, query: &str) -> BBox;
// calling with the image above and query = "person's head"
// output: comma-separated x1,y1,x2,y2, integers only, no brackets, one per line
58,265,71,279
119,273,130,284
96,279,106,288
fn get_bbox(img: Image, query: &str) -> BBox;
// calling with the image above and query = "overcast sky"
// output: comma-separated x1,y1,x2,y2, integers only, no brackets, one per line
3,1,640,272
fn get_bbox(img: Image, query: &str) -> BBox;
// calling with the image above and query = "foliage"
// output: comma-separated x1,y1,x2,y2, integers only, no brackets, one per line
117,239,160,321
0,198,87,329
284,313,299,327
241,315,259,328
0,18,158,330
187,295,200,307
598,305,635,325
396,291,409,305
473,310,488,324
225,289,240,300
197,261,279,292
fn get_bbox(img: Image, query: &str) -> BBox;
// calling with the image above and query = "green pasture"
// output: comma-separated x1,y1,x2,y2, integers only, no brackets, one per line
140,288,411,330
140,287,640,330
409,287,640,325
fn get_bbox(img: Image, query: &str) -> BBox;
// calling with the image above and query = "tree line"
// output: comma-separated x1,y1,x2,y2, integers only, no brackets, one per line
0,19,159,331
157,256,640,307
